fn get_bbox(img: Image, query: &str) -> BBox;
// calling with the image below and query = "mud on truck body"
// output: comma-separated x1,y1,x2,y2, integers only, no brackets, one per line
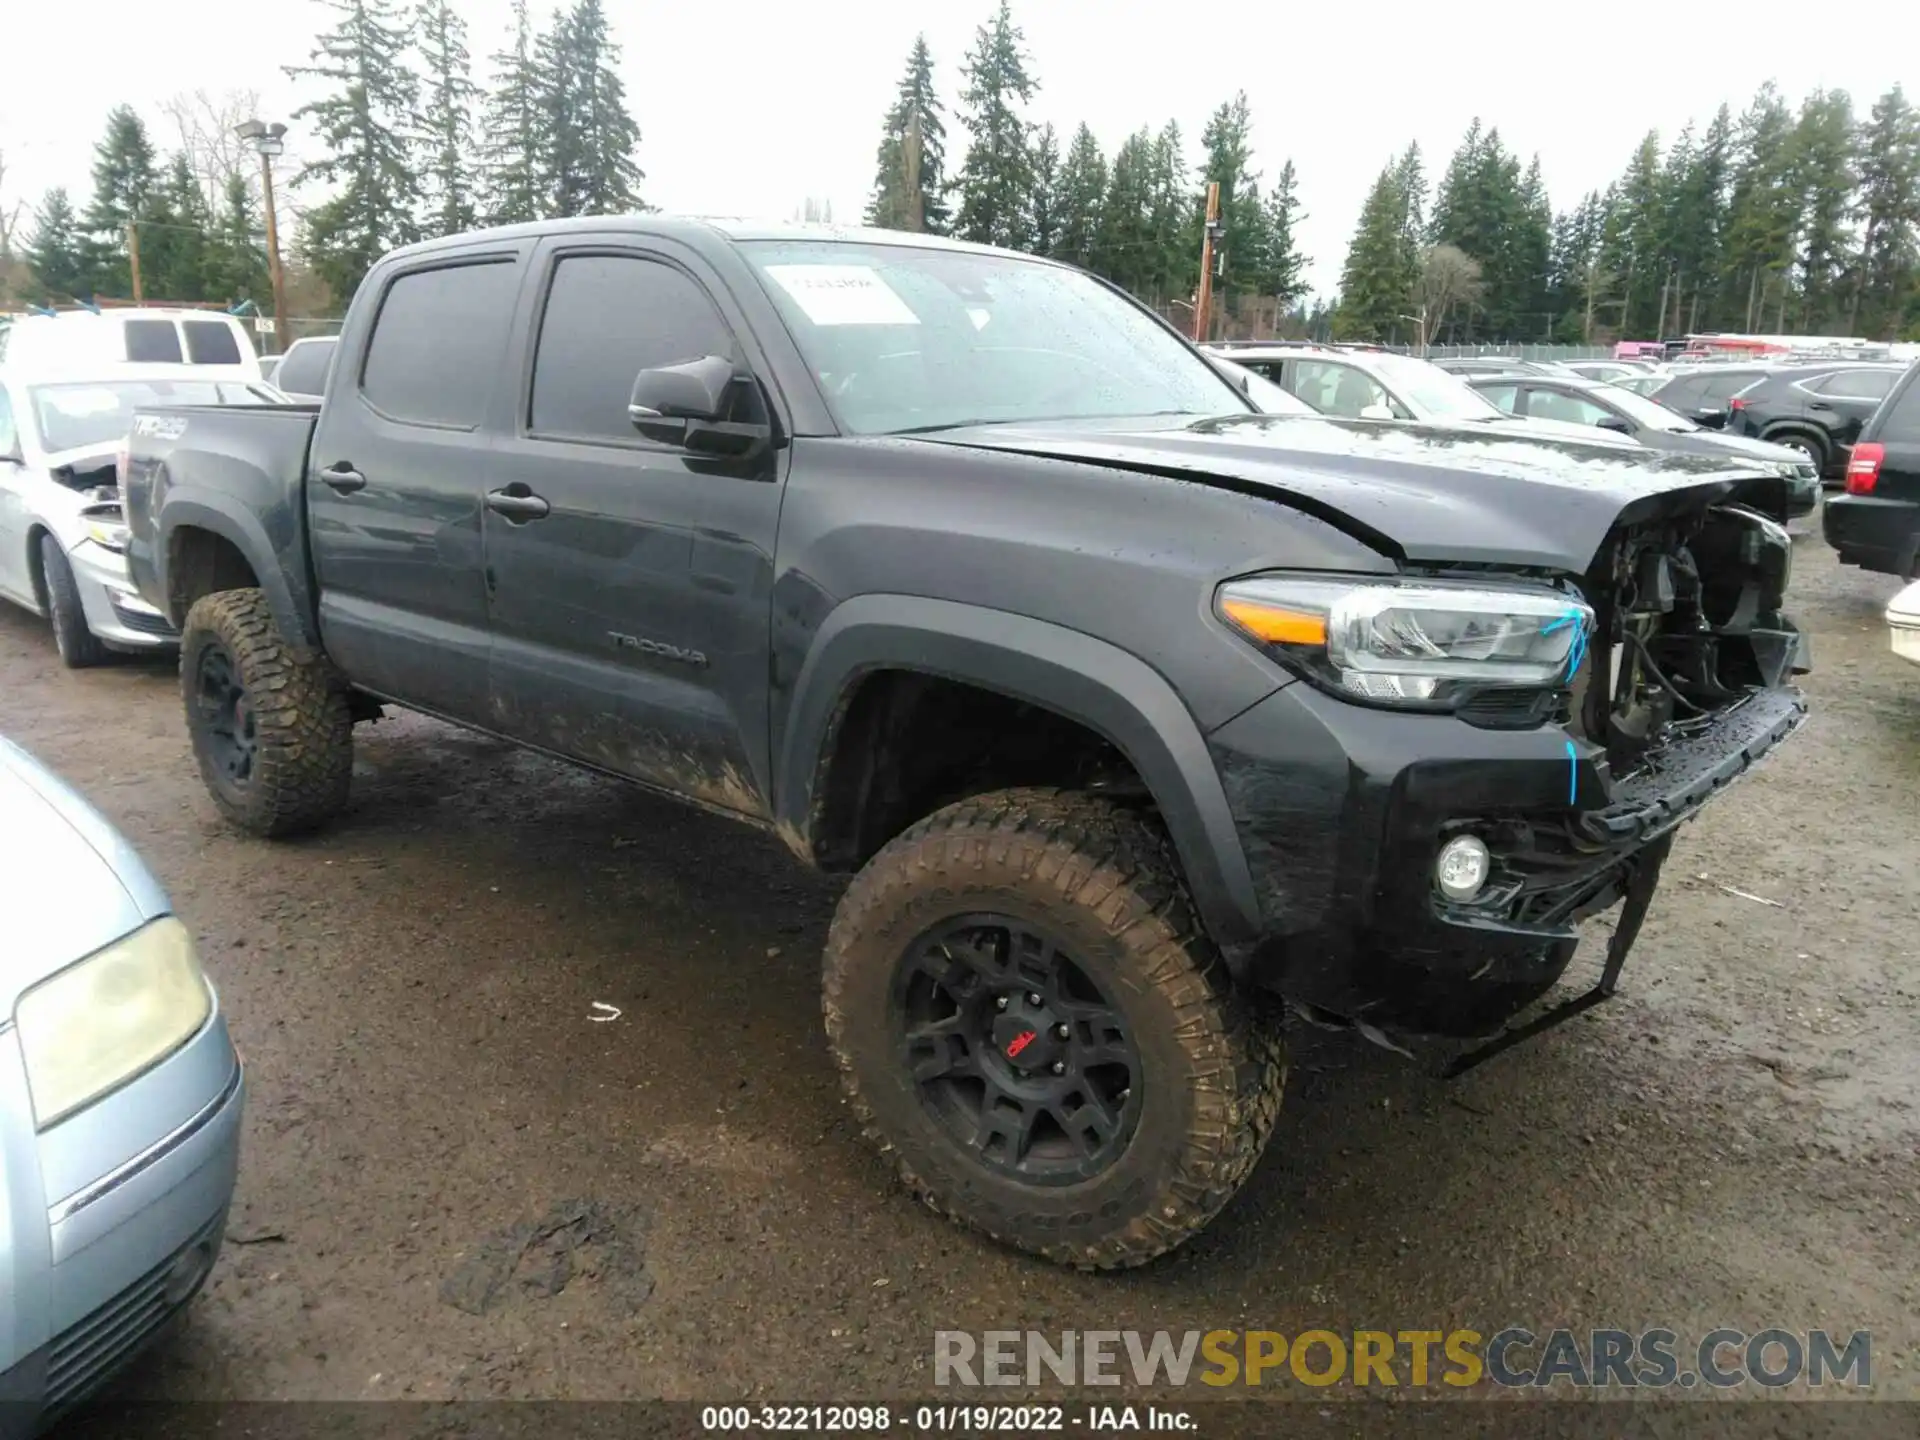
120,218,1807,1268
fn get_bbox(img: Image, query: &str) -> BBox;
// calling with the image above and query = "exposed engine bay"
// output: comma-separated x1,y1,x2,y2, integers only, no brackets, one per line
1572,502,1802,775
50,459,119,498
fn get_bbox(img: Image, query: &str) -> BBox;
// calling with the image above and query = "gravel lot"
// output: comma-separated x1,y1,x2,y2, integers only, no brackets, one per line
4,537,1915,1419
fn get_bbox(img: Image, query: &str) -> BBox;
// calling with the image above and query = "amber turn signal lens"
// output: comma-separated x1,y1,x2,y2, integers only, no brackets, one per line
1219,597,1329,646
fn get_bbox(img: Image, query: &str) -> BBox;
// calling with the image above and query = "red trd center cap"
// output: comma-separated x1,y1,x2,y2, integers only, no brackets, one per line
991,1001,1062,1071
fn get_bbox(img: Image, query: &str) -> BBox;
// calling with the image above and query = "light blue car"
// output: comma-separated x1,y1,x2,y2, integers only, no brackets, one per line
0,737,242,1432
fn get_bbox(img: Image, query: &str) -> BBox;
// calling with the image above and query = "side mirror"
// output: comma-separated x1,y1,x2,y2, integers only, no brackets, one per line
1595,414,1633,434
1358,403,1395,422
629,355,772,459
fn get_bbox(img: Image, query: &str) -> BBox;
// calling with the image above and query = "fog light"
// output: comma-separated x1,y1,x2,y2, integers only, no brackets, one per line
1435,835,1491,902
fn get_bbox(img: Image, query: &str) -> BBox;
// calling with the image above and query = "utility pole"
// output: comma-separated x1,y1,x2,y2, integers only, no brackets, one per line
1194,181,1221,343
904,110,924,234
125,221,143,302
237,119,291,355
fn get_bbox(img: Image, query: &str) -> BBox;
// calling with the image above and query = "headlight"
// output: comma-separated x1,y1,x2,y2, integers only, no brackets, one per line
1216,576,1592,708
13,916,211,1129
83,518,130,552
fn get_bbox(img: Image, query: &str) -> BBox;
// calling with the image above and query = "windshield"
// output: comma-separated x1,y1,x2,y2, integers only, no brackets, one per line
1594,384,1698,432
742,241,1250,435
29,380,278,453
1368,354,1507,421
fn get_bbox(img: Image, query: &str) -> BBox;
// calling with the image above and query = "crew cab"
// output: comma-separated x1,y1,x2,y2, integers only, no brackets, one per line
122,219,1808,1269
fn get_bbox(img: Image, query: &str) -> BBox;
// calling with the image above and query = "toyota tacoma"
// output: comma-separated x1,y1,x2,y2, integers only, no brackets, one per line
120,218,1808,1268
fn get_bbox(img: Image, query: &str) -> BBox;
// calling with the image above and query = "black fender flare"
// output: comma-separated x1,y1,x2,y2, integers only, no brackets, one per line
776,594,1265,950
157,496,317,654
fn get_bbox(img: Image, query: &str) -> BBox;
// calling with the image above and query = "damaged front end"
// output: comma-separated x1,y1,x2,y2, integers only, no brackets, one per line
1209,495,1808,1061
1423,502,1808,1069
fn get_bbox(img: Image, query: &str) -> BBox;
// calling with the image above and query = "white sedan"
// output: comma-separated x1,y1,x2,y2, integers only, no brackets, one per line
0,371,283,668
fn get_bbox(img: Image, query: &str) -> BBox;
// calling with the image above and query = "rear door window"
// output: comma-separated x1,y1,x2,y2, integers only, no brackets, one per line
361,260,520,428
184,320,244,365
1478,383,1519,414
124,319,183,363
1813,369,1897,400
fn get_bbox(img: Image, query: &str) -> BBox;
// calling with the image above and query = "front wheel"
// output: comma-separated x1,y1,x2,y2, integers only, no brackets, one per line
40,534,107,669
181,588,353,837
823,788,1286,1269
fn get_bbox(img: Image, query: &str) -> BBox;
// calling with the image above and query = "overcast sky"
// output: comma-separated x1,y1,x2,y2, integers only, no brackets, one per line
2,0,1912,298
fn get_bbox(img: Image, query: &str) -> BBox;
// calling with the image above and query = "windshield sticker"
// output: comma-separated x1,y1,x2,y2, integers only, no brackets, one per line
764,265,921,327
133,414,189,440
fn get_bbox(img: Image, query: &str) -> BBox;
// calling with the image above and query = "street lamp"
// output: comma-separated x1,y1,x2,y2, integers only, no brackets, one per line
235,119,290,355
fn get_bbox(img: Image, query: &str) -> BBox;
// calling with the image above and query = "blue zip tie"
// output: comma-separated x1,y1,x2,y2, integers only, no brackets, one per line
1564,739,1579,805
1541,606,1589,684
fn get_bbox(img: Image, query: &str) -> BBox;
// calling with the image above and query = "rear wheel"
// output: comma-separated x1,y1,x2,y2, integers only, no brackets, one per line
823,787,1286,1269
40,535,107,670
181,588,352,836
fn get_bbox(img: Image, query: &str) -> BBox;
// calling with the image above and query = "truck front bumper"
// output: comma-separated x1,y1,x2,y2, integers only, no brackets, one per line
1207,676,1807,1037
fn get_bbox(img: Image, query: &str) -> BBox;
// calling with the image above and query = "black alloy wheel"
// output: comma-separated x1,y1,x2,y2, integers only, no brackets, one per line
893,914,1142,1185
194,639,260,788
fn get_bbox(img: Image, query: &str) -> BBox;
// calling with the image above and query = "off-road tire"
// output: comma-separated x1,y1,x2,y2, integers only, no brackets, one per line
181,588,352,837
823,787,1287,1269
41,534,108,670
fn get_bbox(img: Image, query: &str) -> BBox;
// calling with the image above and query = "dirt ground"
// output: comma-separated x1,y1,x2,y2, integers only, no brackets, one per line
3,537,1916,1419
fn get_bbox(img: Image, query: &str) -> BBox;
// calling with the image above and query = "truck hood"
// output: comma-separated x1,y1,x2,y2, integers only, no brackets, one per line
921,413,1766,573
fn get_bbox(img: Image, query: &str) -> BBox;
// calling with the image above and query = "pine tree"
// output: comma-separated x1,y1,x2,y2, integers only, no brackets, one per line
1049,123,1106,268
1596,131,1666,336
1720,83,1799,331
417,0,477,236
206,173,269,309
1255,159,1308,311
953,0,1038,250
1658,107,1731,334
1335,157,1419,341
1027,124,1060,256
287,0,423,302
864,34,949,234
1851,85,1920,338
143,154,213,301
25,188,88,299
1146,121,1189,303
80,105,160,296
480,0,545,223
1789,88,1857,332
1547,189,1609,340
538,0,644,217
1507,155,1553,341
1091,128,1153,295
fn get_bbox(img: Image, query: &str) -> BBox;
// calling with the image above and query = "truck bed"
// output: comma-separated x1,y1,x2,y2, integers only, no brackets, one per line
123,402,321,636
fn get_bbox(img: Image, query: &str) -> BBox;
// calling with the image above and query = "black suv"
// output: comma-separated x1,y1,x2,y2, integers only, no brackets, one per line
1824,361,1920,579
1705,363,1904,479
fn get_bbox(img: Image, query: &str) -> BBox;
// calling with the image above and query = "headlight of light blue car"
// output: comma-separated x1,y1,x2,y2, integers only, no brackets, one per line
15,916,212,1129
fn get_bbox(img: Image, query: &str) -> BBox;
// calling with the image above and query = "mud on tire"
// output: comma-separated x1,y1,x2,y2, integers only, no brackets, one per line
823,787,1287,1269
181,588,352,837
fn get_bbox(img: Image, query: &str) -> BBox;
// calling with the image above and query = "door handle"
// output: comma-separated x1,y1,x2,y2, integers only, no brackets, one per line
321,464,367,494
485,487,550,522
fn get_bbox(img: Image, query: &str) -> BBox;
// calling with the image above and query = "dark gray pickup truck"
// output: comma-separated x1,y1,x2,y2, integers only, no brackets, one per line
123,217,1807,1268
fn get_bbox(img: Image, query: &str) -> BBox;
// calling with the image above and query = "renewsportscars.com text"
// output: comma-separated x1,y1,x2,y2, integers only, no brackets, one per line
933,1328,1871,1390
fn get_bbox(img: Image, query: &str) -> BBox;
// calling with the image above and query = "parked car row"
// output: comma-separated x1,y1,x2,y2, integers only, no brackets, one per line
1205,342,1819,523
